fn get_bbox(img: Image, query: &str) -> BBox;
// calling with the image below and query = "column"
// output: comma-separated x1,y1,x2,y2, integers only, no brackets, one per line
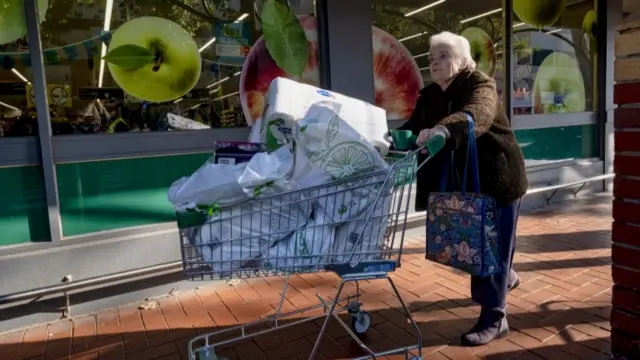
611,1,640,357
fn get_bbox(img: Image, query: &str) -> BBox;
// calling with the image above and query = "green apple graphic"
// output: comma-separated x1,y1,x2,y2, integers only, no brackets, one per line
582,10,597,41
532,52,585,114
104,16,201,103
0,0,49,45
513,0,567,28
461,27,496,76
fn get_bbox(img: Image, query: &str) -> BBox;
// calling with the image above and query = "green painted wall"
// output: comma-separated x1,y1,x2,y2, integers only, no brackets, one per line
56,153,212,237
0,166,49,246
53,124,599,237
515,124,598,161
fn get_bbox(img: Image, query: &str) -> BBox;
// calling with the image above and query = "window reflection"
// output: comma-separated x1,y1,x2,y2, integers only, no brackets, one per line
511,1,596,115
17,0,318,135
371,0,504,120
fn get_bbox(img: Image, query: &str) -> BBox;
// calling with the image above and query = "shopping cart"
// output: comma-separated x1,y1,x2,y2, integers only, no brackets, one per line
175,138,444,360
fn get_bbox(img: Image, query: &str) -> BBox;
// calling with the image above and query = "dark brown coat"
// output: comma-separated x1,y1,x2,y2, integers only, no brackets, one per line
398,68,528,210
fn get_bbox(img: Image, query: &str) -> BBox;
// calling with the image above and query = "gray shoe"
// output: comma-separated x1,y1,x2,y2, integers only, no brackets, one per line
461,309,509,347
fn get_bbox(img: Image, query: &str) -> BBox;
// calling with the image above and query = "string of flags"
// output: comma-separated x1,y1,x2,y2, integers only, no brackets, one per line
0,31,242,74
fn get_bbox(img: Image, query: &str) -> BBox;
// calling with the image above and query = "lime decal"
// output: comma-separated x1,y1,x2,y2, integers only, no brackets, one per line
321,143,375,179
261,0,310,76
102,44,156,70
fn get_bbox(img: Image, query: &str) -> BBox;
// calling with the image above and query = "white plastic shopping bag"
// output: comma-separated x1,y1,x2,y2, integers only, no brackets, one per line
168,160,250,211
292,103,389,222
332,186,393,263
259,211,336,272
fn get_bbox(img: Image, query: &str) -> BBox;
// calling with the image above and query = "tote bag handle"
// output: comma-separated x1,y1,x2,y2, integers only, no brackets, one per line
438,113,481,195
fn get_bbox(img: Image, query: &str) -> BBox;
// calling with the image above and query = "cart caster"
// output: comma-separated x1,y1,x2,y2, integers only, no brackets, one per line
351,310,371,335
409,357,422,360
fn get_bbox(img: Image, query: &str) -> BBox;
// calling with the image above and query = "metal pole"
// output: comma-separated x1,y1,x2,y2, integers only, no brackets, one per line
502,0,513,124
315,0,332,89
0,261,182,306
24,0,63,245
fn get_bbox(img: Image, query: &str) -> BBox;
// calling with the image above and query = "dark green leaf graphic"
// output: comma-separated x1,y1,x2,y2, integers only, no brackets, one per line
261,0,309,76
102,44,155,70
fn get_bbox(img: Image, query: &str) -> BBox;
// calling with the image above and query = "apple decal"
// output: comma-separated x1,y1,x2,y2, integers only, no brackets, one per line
582,10,597,41
513,0,567,28
103,16,202,103
372,26,423,121
240,15,423,125
461,27,496,76
532,52,585,114
0,0,49,45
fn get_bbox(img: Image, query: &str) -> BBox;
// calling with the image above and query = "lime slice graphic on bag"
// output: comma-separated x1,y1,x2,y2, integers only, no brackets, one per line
321,142,375,179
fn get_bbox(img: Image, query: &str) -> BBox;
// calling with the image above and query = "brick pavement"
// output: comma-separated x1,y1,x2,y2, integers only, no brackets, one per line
0,195,613,360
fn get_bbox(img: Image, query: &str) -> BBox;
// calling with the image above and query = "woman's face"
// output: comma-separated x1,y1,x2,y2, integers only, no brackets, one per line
429,44,460,84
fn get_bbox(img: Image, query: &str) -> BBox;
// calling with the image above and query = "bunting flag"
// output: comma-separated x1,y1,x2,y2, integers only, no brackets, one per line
0,31,243,75
0,32,112,69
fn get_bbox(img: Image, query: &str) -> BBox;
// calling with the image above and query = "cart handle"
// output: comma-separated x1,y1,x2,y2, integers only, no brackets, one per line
388,134,445,173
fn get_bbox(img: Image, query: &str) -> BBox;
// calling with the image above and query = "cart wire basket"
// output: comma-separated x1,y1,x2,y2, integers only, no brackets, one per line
175,140,441,360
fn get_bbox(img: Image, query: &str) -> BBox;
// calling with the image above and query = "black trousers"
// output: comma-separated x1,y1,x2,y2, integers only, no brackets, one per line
470,198,522,310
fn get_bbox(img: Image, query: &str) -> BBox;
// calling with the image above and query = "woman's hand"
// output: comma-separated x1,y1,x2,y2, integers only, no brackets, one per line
417,124,450,146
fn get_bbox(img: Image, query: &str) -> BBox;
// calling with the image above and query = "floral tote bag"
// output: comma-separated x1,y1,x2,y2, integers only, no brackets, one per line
425,114,503,277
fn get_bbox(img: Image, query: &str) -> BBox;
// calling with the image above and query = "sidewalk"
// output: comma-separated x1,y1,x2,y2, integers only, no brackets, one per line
0,195,613,360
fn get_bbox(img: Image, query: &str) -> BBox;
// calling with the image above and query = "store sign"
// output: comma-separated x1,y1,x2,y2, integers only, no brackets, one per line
214,22,251,65
27,84,72,108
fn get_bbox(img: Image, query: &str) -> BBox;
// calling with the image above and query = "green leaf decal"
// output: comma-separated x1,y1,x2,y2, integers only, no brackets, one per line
102,44,155,71
326,115,339,145
300,124,308,133
261,0,310,76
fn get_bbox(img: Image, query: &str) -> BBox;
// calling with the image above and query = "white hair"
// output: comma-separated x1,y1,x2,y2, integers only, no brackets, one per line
429,31,476,70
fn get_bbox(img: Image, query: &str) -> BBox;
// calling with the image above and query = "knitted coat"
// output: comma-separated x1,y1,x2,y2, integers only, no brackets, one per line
398,68,528,210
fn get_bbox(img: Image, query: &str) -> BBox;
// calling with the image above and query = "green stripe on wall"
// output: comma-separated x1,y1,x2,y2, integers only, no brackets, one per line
0,166,49,245
56,153,212,237
53,124,599,237
515,124,598,161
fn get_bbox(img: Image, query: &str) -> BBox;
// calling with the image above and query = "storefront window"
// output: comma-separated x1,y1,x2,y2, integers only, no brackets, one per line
1,0,34,138
371,0,505,120
511,0,596,115
29,0,317,135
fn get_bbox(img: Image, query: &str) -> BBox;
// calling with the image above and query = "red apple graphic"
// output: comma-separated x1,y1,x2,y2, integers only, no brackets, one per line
239,15,423,126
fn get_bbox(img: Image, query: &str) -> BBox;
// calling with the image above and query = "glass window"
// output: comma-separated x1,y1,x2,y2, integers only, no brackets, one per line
31,0,317,135
511,0,596,115
371,0,505,120
0,0,34,138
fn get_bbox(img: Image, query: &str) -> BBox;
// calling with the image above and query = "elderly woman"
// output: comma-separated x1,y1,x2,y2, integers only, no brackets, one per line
397,31,529,346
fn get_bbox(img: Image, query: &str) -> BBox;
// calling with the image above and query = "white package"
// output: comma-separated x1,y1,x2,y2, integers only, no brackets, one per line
259,211,335,273
168,160,249,211
293,103,389,222
332,186,394,263
238,145,295,197
195,183,312,274
260,77,390,154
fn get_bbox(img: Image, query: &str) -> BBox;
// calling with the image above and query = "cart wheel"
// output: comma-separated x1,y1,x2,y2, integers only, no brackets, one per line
409,357,422,360
351,311,372,335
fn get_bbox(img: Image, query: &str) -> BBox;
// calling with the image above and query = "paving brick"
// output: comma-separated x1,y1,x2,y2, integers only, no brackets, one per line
0,196,616,360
